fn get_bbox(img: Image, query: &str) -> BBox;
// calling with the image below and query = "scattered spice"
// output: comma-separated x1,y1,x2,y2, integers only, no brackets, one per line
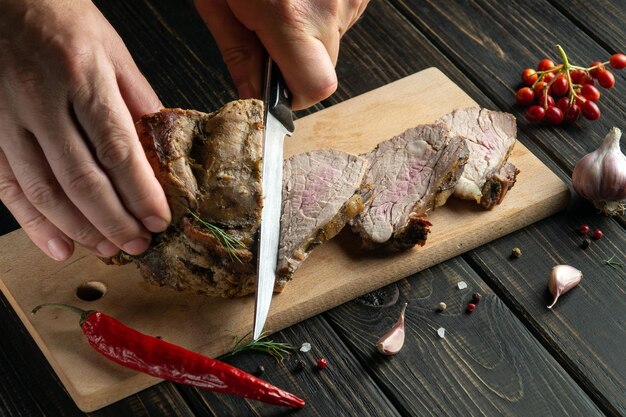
375,303,407,356
547,265,583,309
472,292,482,304
31,304,304,409
511,247,522,258
466,303,477,313
437,302,447,312
592,228,604,239
255,365,265,376
457,281,468,290
316,358,328,369
580,237,591,249
436,327,446,339
295,359,307,371
579,224,590,235
604,255,624,269
299,342,311,353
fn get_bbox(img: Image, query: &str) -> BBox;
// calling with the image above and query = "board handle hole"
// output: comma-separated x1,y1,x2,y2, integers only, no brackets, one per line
76,281,107,301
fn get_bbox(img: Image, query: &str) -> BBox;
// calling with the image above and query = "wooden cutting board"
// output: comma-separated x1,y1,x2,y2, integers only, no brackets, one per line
0,68,569,412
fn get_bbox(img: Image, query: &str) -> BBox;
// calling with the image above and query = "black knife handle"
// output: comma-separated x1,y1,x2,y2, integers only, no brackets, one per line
263,58,295,133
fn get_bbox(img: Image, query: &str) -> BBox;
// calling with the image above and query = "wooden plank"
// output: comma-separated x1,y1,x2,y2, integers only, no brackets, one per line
324,258,605,416
0,68,568,412
179,316,402,417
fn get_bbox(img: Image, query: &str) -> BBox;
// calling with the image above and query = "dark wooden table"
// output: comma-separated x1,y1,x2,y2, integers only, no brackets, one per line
1,1,625,416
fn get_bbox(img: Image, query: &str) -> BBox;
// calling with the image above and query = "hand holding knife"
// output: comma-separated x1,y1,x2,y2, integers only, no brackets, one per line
253,57,294,341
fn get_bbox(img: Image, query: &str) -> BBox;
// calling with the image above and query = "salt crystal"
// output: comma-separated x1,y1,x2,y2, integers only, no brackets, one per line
437,327,446,338
299,342,311,353
457,281,468,290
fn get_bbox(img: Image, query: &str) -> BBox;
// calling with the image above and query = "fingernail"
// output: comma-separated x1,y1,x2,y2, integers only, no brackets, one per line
142,216,169,233
122,238,150,255
47,238,71,261
96,239,120,257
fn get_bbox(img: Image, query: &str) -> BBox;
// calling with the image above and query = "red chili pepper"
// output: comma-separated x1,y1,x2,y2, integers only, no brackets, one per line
32,304,304,409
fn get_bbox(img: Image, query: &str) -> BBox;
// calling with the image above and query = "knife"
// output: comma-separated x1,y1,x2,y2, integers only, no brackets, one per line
253,57,294,341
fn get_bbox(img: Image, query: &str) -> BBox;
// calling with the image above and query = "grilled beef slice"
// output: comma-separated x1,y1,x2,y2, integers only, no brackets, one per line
352,123,469,250
106,100,264,297
276,150,368,287
437,108,520,209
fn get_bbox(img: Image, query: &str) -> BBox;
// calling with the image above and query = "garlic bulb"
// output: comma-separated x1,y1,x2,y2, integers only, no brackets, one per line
572,127,626,215
547,265,582,309
376,303,407,355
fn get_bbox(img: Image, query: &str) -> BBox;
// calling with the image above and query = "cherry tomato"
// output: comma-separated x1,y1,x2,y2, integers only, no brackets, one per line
609,53,626,70
596,70,615,88
533,81,549,96
569,69,588,85
525,105,546,122
581,84,600,101
538,93,555,108
592,229,603,239
543,72,556,83
581,100,601,120
556,97,570,112
538,59,555,71
551,76,569,96
515,87,535,106
521,68,538,86
545,106,564,125
579,224,590,235
589,61,605,78
564,104,581,124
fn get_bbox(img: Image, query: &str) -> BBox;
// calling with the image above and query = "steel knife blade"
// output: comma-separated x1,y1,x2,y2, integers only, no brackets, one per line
253,58,294,341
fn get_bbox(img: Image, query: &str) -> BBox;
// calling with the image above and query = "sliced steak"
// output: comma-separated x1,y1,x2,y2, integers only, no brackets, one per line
105,100,264,297
437,108,519,209
276,150,368,287
352,123,469,250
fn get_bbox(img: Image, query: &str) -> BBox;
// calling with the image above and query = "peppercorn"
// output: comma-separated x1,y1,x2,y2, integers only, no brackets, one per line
466,303,476,313
592,229,603,240
581,237,591,249
255,365,265,376
472,292,482,304
295,359,307,371
437,302,447,312
316,358,328,369
511,247,522,258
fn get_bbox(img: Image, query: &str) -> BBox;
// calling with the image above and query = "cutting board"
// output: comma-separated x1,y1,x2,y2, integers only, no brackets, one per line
0,68,569,412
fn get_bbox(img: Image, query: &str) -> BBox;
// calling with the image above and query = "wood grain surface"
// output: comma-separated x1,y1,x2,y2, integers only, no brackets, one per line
0,0,624,416
0,68,569,412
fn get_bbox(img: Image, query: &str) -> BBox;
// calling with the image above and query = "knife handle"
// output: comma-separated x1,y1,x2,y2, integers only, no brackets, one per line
263,58,295,133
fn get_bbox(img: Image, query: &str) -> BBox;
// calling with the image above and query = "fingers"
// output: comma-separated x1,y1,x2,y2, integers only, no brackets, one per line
194,0,265,100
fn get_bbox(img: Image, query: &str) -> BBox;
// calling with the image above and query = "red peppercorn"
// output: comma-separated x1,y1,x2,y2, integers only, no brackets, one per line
466,303,477,313
579,224,590,235
592,229,603,239
316,358,328,369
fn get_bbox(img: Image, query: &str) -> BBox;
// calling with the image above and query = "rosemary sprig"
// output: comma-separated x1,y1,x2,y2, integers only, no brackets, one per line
219,332,296,362
188,210,245,263
603,254,625,270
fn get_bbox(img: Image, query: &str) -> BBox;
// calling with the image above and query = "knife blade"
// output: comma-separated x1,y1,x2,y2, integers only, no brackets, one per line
253,58,294,341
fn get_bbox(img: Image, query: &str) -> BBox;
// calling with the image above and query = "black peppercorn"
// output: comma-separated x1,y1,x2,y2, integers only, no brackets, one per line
581,237,591,249
295,359,307,371
472,292,482,304
255,365,265,376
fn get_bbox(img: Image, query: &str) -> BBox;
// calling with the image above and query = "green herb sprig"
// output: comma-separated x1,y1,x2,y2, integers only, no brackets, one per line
188,210,245,262
603,255,624,270
219,332,296,362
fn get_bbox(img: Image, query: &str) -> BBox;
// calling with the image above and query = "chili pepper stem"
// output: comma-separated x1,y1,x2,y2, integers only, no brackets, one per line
32,303,95,326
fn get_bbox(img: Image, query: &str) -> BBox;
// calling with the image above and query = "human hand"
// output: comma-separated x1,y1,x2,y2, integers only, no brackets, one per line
0,0,171,261
194,0,369,110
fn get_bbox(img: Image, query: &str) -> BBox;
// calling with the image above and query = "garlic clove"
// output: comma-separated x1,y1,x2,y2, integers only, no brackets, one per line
572,127,626,216
547,265,583,309
376,302,407,355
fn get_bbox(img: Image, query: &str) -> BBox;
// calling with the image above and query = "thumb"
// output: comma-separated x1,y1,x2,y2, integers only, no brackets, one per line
194,0,264,101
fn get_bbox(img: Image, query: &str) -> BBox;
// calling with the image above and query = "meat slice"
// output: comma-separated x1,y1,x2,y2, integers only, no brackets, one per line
437,108,519,209
105,100,264,297
352,123,469,250
276,150,368,288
